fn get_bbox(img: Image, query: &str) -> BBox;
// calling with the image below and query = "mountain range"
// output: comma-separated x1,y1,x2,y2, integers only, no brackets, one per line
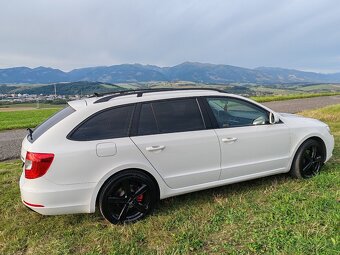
1,62,340,84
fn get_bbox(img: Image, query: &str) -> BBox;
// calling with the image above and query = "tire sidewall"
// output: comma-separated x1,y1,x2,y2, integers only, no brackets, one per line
291,139,323,179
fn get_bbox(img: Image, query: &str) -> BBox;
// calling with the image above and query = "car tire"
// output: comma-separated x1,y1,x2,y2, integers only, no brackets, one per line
98,170,158,224
290,139,324,179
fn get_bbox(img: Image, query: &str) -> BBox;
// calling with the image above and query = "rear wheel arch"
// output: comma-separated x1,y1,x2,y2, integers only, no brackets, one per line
95,168,160,208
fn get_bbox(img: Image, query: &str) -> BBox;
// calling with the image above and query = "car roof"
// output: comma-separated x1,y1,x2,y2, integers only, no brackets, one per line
68,89,248,111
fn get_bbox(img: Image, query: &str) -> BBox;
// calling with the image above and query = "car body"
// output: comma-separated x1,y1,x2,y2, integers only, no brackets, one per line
19,89,334,223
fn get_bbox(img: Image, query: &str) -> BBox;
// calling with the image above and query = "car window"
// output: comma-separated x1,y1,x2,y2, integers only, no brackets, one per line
207,97,269,128
151,98,205,133
137,103,158,136
29,106,75,143
69,105,134,141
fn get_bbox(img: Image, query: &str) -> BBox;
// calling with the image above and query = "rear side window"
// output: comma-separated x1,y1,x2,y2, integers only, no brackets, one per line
29,106,75,143
138,103,158,136
69,105,134,141
151,98,205,134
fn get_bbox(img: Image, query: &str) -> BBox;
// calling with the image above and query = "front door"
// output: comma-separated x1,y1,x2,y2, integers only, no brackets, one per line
205,97,291,180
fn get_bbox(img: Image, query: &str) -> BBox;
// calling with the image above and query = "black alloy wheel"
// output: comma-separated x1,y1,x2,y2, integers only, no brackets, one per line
99,171,158,224
290,139,324,179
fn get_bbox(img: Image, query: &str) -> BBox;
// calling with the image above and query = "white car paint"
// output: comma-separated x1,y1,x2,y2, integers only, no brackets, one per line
131,129,221,189
19,90,334,215
215,123,291,180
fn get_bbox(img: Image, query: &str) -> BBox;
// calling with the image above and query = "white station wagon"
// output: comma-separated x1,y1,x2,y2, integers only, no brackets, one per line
20,89,334,224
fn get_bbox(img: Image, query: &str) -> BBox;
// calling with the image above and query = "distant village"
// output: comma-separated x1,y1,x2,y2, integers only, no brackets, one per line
0,93,81,104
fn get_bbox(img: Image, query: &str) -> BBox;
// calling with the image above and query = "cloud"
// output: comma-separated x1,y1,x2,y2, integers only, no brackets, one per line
0,0,339,72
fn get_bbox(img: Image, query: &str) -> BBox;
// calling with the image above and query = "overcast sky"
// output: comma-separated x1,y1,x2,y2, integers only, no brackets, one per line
0,0,340,72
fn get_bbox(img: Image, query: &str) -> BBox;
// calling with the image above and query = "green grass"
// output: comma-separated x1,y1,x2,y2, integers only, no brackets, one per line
0,105,339,254
0,103,66,109
298,84,340,92
0,108,61,131
251,92,340,102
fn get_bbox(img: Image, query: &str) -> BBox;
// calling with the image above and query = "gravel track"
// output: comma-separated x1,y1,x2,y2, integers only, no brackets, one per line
0,129,27,161
262,95,340,113
1,95,339,161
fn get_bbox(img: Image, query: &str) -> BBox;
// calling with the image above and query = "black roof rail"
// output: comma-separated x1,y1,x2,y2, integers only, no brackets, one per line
93,88,227,104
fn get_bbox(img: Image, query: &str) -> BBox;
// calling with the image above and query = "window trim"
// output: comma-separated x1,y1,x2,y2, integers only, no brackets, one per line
202,96,280,129
67,103,136,141
131,97,212,137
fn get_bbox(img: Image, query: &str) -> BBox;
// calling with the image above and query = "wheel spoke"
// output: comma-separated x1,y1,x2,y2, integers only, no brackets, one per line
132,184,148,199
311,146,317,159
118,203,129,221
132,201,148,213
314,156,322,163
107,196,128,204
302,161,313,172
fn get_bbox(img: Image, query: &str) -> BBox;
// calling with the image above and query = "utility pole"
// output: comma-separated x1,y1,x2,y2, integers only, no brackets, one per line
36,97,40,109
54,84,57,98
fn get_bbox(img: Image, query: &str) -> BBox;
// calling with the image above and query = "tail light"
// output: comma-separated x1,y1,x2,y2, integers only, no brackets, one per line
25,152,54,179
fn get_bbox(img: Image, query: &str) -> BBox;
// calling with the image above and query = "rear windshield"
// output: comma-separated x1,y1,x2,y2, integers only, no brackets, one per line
28,106,75,143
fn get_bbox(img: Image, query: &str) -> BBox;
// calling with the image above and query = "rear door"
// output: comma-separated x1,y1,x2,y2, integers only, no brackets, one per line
130,98,221,189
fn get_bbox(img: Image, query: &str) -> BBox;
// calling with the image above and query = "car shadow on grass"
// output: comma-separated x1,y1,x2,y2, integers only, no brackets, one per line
155,173,292,215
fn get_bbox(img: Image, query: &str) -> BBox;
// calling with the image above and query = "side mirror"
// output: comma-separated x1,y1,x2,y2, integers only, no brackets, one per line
269,112,280,124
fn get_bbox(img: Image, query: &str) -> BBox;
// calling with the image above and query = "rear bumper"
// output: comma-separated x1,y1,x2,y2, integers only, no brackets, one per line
19,173,96,215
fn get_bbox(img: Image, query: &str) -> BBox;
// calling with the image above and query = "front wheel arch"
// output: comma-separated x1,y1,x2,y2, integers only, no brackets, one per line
308,136,326,161
290,137,326,179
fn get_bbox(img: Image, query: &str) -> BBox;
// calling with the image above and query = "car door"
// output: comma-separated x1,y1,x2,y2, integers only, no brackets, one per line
130,98,221,189
205,96,291,180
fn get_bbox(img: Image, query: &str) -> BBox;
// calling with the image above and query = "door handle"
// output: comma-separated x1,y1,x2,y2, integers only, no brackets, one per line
222,137,238,143
146,145,165,152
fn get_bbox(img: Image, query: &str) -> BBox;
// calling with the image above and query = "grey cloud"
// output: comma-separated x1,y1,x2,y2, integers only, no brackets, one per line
0,0,339,72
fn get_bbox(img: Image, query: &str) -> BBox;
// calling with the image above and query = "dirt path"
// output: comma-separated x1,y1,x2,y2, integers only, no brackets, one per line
1,95,339,161
262,95,340,113
0,129,27,161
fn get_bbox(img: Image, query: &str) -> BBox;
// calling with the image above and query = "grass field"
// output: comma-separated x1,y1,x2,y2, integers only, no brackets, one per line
298,84,340,92
0,105,339,254
251,92,340,102
0,103,66,109
0,108,61,131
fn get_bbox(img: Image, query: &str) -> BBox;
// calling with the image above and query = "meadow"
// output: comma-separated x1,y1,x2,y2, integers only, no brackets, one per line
250,92,340,102
0,108,61,131
0,104,339,254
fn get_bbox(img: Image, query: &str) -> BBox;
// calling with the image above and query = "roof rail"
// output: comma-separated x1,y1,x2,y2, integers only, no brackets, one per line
93,88,227,104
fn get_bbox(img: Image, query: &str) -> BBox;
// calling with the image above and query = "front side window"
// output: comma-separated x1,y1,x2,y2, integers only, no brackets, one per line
69,105,134,141
138,98,205,134
207,97,269,128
